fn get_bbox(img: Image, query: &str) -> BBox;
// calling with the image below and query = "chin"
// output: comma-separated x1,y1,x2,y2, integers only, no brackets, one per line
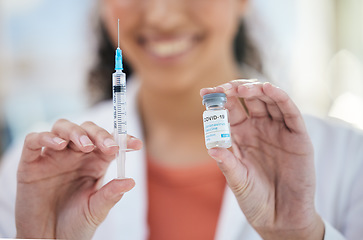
138,68,200,94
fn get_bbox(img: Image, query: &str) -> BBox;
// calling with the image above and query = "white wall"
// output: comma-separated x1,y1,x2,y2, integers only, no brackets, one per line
246,0,363,129
0,0,97,143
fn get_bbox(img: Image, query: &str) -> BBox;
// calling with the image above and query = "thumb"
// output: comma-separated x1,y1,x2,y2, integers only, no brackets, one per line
88,178,135,226
208,148,250,199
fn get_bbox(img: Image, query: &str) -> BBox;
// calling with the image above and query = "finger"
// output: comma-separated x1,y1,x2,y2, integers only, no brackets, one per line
52,119,95,153
200,80,261,126
208,148,250,200
216,79,259,97
200,79,258,97
262,82,306,133
21,132,67,163
224,97,249,126
265,101,284,122
88,178,135,226
244,98,269,119
126,135,143,151
200,87,218,97
81,121,119,155
110,133,143,153
222,82,268,121
237,82,286,121
223,83,267,126
79,122,143,154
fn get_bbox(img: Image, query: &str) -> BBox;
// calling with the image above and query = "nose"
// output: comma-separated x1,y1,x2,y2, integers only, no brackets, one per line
143,0,186,31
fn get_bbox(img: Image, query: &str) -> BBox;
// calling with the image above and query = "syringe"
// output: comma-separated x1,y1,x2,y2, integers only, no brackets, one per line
113,19,127,179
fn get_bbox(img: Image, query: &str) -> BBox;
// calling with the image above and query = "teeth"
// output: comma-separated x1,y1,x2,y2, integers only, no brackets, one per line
147,38,192,58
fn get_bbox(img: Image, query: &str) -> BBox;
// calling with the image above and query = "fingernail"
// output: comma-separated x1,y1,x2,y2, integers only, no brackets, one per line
128,138,136,146
53,137,66,145
204,87,215,91
125,148,135,152
264,82,279,89
104,138,118,148
231,78,258,83
220,83,233,91
80,135,94,147
129,136,141,144
243,82,256,89
212,157,223,163
117,191,130,197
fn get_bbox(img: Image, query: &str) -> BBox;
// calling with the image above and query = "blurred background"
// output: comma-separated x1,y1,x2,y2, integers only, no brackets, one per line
0,0,362,160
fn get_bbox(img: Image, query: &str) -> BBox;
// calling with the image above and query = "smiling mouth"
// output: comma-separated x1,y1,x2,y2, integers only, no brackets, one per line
140,35,198,59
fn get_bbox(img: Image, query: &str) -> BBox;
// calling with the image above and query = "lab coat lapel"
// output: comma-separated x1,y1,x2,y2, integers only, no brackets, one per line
215,185,261,239
215,187,245,240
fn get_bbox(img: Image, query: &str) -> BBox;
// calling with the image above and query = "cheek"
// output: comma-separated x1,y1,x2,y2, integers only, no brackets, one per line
212,5,240,38
196,2,241,56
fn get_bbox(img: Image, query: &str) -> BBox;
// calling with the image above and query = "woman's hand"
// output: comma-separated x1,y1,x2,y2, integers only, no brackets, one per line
201,80,324,240
16,119,142,240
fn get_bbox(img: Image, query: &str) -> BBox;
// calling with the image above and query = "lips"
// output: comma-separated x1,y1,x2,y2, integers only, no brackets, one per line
139,35,198,60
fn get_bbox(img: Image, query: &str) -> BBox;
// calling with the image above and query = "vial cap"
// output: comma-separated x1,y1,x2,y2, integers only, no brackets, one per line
202,93,227,107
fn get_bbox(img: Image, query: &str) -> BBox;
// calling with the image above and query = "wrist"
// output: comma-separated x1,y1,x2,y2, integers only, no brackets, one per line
258,213,325,240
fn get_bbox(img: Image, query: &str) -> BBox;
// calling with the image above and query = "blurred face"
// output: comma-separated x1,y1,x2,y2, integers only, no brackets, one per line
102,0,247,92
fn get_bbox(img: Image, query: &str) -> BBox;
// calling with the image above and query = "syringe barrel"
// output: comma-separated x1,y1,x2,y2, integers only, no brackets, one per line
115,133,126,178
112,70,127,136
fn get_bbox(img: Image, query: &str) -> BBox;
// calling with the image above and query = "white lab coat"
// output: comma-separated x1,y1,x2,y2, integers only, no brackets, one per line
0,79,362,239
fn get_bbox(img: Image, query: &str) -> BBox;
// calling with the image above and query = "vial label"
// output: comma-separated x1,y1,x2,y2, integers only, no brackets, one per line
203,109,231,149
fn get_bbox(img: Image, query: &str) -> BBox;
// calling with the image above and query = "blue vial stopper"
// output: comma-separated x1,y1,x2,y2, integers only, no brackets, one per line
202,93,227,107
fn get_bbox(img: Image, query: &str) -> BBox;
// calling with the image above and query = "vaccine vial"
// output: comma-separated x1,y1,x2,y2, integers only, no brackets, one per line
202,93,232,149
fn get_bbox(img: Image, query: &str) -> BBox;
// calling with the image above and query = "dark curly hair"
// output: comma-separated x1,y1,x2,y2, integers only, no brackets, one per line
88,20,262,104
